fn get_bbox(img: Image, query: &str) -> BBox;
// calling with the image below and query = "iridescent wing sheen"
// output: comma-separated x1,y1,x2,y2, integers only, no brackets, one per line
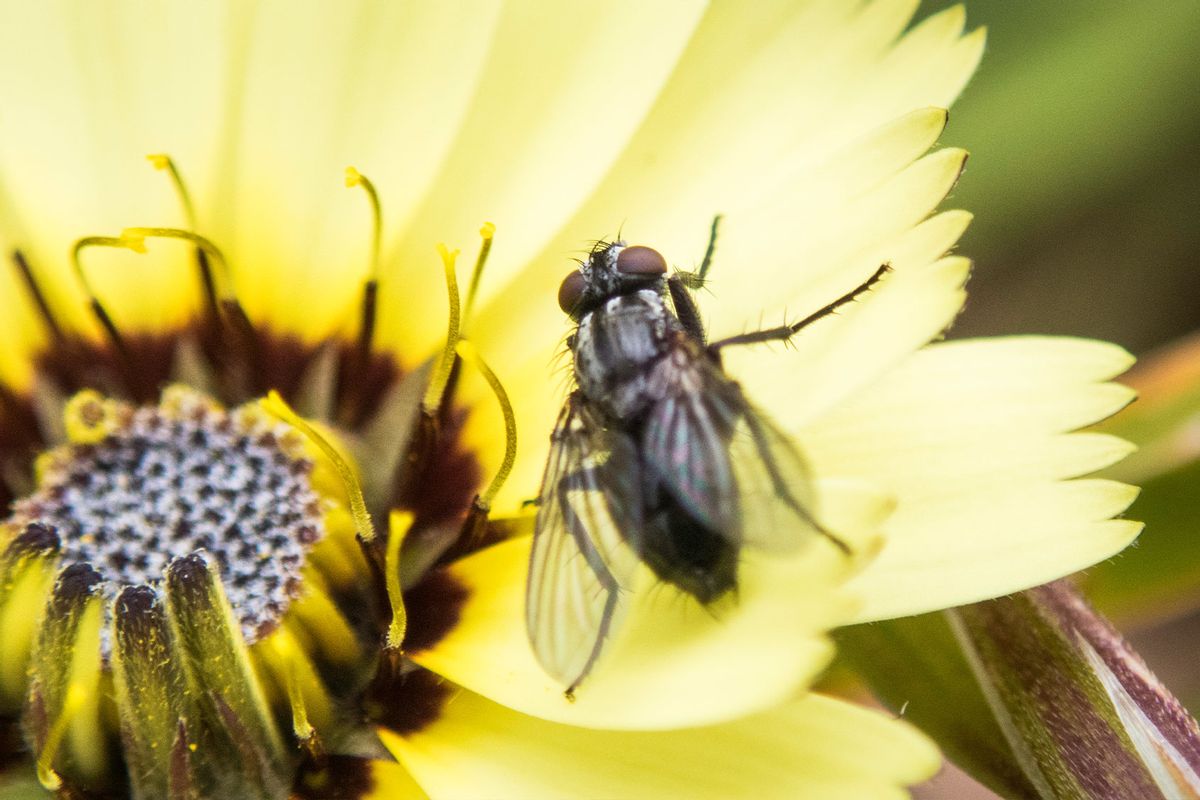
642,353,823,553
527,393,643,693
641,357,743,539
726,400,827,552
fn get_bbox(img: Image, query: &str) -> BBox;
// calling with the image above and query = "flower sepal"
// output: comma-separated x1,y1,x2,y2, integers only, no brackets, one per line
0,524,62,713
27,564,107,791
107,555,295,800
948,581,1200,799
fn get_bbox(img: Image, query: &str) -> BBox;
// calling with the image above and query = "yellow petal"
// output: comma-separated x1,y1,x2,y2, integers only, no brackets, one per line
0,4,226,337
795,337,1141,619
375,0,707,356
726,254,970,431
380,687,940,800
409,479,887,730
477,118,974,515
697,111,960,332
471,1,979,369
215,0,505,338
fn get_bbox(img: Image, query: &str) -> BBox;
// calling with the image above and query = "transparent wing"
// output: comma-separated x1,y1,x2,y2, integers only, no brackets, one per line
641,357,743,539
728,399,828,552
643,350,828,554
527,394,643,693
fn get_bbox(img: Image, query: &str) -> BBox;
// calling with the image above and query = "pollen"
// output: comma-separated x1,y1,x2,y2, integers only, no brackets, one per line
7,386,325,648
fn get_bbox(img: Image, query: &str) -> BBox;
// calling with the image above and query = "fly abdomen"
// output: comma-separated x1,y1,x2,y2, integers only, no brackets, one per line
640,495,739,604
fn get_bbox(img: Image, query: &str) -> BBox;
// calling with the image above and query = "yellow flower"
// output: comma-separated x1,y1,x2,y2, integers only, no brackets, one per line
0,2,1139,799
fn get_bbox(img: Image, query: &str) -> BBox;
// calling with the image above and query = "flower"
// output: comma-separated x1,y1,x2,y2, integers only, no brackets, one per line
0,2,1139,799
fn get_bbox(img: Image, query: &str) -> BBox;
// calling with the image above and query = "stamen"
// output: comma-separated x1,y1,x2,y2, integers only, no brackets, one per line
119,227,233,303
385,510,413,651
145,156,220,318
265,629,319,753
461,222,496,327
342,168,385,423
120,227,258,366
146,154,197,230
454,340,516,511
35,682,86,790
344,167,382,282
71,236,148,352
261,391,377,544
11,250,65,343
421,244,462,415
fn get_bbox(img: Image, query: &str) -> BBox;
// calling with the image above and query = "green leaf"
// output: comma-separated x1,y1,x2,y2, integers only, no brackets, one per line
930,0,1200,260
839,583,1200,799
834,613,1038,799
949,582,1200,799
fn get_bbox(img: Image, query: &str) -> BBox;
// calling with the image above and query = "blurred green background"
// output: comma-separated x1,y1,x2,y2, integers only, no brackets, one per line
929,0,1200,353
907,3,1200,797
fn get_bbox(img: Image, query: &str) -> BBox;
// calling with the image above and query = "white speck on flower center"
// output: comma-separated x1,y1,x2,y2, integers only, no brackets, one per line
7,392,325,646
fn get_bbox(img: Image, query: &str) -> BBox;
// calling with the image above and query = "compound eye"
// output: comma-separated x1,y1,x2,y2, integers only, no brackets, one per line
558,271,587,314
615,245,667,276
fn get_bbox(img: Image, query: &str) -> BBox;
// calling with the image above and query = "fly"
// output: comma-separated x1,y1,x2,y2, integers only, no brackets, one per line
527,217,889,696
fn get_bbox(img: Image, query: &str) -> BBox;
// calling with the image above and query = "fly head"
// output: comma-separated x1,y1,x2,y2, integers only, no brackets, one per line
558,241,669,321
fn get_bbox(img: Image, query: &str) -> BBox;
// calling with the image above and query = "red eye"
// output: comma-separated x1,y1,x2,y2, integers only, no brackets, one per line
558,271,587,314
615,245,667,276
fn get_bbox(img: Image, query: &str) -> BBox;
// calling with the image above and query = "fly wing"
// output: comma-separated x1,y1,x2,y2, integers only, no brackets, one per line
641,357,743,539
527,394,643,692
643,346,827,553
727,399,827,553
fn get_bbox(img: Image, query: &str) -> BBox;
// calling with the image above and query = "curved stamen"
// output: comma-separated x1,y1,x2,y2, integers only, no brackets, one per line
342,168,386,424
384,511,413,651
422,244,462,415
71,236,148,351
145,155,222,318
461,222,496,328
344,167,382,282
11,250,65,343
119,227,234,303
264,629,318,752
146,154,197,231
455,339,516,511
119,227,258,370
260,391,377,544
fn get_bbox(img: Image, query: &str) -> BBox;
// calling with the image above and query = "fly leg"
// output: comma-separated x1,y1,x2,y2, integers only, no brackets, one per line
741,410,853,556
667,215,723,345
668,274,707,345
696,214,721,282
707,263,891,356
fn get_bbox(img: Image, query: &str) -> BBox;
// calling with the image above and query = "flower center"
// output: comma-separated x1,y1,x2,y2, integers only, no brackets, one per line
6,386,324,646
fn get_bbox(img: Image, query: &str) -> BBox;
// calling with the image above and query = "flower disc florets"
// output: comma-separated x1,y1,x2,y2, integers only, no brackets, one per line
8,386,324,647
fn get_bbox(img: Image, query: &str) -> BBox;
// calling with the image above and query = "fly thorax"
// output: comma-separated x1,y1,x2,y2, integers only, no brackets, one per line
573,290,675,420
